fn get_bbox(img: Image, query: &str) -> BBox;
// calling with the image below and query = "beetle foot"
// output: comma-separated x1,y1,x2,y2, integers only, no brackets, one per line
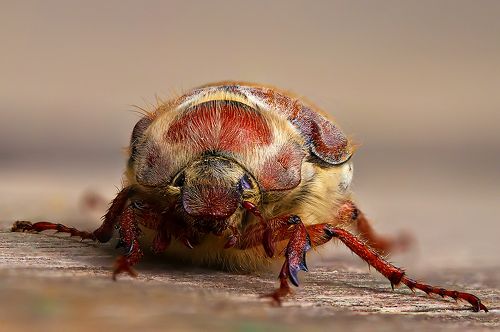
11,220,34,232
112,256,138,280
260,278,292,306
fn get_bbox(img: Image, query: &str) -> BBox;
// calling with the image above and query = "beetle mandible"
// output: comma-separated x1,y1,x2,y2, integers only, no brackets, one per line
12,82,488,312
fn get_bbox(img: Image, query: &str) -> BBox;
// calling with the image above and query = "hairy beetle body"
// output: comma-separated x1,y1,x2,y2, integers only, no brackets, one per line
127,83,353,270
12,82,488,312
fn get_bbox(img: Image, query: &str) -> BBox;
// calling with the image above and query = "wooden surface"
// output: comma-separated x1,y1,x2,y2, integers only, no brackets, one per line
1,156,499,331
1,225,499,332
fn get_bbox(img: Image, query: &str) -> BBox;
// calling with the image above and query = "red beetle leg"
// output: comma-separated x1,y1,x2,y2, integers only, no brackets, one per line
260,216,311,304
236,211,296,258
241,201,300,257
309,224,488,312
11,220,97,241
283,216,311,287
151,225,171,254
11,186,134,244
260,261,292,305
94,186,135,242
113,206,143,280
241,201,265,222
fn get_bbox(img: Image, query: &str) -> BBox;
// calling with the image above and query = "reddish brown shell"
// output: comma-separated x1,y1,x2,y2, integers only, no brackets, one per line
243,85,352,166
128,83,353,192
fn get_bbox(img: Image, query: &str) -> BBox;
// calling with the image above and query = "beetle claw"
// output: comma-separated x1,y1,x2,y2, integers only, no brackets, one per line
285,224,311,287
287,255,309,287
182,238,194,249
288,266,301,287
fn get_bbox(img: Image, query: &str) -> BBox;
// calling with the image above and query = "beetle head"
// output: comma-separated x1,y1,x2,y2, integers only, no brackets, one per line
170,155,260,233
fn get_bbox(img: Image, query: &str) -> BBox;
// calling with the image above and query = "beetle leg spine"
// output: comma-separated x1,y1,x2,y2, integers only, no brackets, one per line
320,225,488,312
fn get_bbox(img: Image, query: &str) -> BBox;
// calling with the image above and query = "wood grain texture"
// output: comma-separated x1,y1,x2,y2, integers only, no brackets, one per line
1,153,499,331
1,226,498,332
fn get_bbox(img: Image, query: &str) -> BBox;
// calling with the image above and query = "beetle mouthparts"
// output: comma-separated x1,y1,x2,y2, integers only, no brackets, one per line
178,155,252,227
194,218,230,235
182,185,240,220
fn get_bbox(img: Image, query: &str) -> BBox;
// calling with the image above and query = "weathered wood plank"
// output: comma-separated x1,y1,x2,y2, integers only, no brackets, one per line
1,226,498,332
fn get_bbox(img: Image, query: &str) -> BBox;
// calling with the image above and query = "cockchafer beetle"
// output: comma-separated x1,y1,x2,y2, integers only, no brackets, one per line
12,82,488,312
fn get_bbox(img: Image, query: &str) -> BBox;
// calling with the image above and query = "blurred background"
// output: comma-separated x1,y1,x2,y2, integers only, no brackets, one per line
1,0,499,269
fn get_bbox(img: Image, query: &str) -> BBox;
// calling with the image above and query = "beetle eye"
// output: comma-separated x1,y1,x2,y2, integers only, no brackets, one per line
239,174,253,190
172,172,185,187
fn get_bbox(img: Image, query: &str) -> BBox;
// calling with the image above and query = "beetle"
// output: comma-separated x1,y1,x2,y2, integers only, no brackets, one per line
12,82,488,312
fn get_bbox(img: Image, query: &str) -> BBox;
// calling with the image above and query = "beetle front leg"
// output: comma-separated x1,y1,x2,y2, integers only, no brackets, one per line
261,215,311,304
235,209,311,304
11,186,133,243
112,205,143,280
235,206,296,257
306,223,488,312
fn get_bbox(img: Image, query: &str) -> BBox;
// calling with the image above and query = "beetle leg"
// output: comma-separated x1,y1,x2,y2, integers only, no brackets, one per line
255,215,311,304
11,186,133,243
240,201,299,257
233,209,311,303
261,260,292,305
112,205,143,280
11,186,146,280
236,213,295,257
11,220,98,240
151,222,172,254
94,186,135,242
131,207,169,254
282,216,311,287
306,223,488,312
338,201,412,255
